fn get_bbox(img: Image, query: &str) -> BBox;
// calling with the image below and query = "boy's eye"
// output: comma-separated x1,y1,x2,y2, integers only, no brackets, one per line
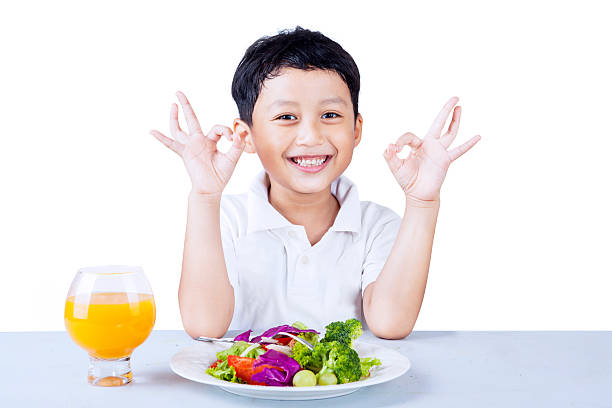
275,113,341,120
276,114,297,120
322,112,341,119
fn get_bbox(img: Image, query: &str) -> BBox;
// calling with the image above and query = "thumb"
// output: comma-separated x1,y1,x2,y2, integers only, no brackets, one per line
223,131,246,165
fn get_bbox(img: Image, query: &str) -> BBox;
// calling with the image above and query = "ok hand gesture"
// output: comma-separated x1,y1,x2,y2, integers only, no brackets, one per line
150,91,246,195
384,97,481,202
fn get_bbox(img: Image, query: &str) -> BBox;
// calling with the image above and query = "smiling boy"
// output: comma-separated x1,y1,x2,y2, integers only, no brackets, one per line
151,27,480,339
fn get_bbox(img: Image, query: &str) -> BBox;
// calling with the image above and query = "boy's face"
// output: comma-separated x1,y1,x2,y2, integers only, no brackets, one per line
235,67,363,195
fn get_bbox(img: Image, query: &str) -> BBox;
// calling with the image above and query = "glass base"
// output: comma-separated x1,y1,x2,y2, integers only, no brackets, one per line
88,355,133,386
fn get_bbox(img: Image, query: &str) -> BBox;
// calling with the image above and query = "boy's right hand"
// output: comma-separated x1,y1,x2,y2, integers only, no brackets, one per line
150,91,246,196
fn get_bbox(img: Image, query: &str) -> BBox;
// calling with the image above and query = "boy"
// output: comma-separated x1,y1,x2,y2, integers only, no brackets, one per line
150,26,480,340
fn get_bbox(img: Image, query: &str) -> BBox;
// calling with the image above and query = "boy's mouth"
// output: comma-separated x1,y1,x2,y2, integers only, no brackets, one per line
287,154,332,173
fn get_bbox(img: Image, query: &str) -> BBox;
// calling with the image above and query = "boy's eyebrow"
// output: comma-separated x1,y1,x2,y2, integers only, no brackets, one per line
267,97,348,109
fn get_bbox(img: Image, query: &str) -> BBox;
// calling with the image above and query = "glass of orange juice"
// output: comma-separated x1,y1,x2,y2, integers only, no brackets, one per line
64,265,156,386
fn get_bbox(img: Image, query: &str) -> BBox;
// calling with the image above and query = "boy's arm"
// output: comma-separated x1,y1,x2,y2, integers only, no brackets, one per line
178,192,235,339
150,91,247,339
367,96,481,339
363,197,440,339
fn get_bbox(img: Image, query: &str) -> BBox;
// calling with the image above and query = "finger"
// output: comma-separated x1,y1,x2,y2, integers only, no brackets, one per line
440,106,461,149
206,125,233,143
426,96,459,139
150,130,183,155
448,135,481,162
383,143,404,174
175,91,203,135
395,132,423,150
169,103,188,143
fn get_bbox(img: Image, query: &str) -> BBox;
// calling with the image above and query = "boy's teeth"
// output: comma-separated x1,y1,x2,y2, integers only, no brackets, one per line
295,157,326,167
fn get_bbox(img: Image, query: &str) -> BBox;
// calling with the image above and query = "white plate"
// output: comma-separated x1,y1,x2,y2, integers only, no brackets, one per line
170,340,411,400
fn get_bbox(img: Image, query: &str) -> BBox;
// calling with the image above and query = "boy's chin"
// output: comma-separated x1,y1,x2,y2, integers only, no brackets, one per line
289,178,333,194
269,166,339,195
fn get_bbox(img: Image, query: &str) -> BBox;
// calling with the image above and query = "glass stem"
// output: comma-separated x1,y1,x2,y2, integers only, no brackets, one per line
88,355,133,386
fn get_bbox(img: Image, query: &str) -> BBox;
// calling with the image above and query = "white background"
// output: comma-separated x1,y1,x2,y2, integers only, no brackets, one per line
1,0,610,331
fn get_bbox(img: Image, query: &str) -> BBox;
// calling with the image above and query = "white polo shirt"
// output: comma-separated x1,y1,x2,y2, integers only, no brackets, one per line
220,170,401,333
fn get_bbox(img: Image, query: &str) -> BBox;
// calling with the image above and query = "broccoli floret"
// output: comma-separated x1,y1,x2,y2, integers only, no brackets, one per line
345,318,363,341
321,321,350,346
288,322,320,371
313,340,361,384
291,340,311,368
321,318,363,348
290,333,321,372
290,320,364,383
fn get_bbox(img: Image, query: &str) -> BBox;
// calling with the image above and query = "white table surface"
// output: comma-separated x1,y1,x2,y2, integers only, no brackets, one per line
2,330,610,407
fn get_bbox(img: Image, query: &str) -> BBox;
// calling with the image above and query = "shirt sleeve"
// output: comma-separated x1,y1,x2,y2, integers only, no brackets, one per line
361,211,402,297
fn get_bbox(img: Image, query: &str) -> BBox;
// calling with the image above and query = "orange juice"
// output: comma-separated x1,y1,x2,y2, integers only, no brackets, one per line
64,292,156,359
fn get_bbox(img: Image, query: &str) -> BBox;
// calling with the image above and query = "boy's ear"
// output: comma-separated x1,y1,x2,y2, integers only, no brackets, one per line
233,118,256,153
353,113,363,148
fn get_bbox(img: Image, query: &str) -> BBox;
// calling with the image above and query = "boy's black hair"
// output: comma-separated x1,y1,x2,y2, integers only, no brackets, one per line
231,26,360,127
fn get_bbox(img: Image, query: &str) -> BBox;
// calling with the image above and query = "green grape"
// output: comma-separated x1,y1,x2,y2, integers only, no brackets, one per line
317,372,338,386
292,370,316,387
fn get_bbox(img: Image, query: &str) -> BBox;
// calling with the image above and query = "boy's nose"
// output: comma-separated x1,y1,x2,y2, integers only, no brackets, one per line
295,121,325,146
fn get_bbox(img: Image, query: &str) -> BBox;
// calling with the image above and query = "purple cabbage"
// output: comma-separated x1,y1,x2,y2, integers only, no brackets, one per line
233,329,252,342
251,349,302,386
250,324,319,344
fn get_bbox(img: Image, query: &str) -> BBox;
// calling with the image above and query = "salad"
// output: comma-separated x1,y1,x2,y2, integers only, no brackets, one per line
205,318,382,387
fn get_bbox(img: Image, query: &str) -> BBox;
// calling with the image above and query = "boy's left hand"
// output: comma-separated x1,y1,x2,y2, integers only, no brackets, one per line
383,96,481,202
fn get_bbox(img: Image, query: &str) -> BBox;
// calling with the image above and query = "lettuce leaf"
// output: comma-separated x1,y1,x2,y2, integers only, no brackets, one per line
360,357,382,378
215,341,251,362
241,344,267,359
205,359,245,383
291,321,308,330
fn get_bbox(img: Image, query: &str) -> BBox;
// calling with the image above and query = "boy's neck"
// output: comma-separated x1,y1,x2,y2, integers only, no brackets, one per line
267,177,340,230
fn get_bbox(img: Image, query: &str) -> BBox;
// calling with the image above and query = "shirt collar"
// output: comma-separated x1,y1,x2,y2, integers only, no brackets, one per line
246,170,362,234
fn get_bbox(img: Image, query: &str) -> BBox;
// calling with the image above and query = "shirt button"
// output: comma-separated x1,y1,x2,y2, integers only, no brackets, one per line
301,255,309,264
288,230,296,238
